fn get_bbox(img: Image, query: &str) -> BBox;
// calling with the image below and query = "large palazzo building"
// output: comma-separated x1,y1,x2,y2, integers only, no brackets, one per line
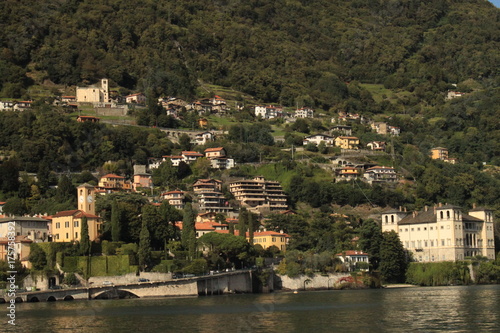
382,204,496,262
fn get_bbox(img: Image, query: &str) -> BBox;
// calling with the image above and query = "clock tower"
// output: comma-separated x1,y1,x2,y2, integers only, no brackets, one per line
77,183,96,215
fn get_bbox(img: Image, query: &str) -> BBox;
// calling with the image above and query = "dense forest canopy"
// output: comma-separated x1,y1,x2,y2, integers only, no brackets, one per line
1,0,499,106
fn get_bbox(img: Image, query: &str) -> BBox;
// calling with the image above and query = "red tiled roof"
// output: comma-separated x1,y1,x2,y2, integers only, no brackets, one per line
52,210,100,219
253,231,290,238
204,147,225,152
101,174,124,179
182,151,203,157
163,190,184,195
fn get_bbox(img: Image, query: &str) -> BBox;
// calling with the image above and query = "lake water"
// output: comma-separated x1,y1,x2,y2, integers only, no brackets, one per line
4,285,500,332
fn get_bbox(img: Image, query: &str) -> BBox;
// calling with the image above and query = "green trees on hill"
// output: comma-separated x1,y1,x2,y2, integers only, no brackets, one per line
1,1,498,108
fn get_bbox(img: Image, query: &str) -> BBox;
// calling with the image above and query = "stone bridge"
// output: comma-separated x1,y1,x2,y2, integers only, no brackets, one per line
1,270,255,303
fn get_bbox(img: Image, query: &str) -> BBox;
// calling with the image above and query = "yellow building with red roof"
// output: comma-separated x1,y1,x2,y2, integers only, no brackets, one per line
51,184,103,242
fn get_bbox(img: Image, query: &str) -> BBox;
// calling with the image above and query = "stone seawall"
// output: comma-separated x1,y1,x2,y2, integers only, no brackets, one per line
276,273,353,291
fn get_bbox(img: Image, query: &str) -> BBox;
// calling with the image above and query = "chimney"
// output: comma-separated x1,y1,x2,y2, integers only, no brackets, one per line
472,203,476,209
404,207,407,212
439,202,443,207
412,211,416,218
399,206,402,212
425,205,428,212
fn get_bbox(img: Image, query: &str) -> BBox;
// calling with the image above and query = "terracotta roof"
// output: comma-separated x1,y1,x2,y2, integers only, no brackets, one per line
52,210,100,219
163,190,184,195
204,147,225,152
253,231,290,238
101,174,124,179
182,151,203,157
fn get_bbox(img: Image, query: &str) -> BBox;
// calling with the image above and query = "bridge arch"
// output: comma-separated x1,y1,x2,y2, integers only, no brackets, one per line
28,296,39,302
47,296,56,302
63,295,74,301
0,298,5,304
15,297,23,303
93,289,139,300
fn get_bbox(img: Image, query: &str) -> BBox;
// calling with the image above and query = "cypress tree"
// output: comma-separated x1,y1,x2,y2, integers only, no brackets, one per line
80,216,90,256
181,203,197,260
379,230,408,283
111,200,121,242
237,208,248,237
248,212,254,244
138,219,152,271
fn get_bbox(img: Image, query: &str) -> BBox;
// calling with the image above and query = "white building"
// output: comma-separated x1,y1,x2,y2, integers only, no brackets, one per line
125,93,146,104
193,132,215,145
295,108,314,118
0,101,16,110
303,134,335,147
210,157,235,170
382,204,496,262
254,105,283,119
363,166,397,184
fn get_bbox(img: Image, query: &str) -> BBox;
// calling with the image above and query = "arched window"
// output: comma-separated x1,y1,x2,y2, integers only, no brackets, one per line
440,211,443,219
446,211,450,219
391,215,394,223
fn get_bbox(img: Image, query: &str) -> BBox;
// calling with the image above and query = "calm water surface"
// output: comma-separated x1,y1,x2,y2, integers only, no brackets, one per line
3,285,500,332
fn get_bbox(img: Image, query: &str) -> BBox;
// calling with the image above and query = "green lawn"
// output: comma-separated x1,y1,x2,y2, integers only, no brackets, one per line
360,83,412,104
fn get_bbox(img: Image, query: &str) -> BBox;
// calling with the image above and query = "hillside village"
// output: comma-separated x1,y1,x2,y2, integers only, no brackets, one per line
0,70,499,292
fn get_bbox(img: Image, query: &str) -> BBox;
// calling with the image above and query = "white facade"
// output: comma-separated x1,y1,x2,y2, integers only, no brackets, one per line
382,205,496,262
303,134,335,147
363,166,397,184
194,132,214,145
254,105,283,119
210,158,235,170
0,101,15,110
295,108,314,118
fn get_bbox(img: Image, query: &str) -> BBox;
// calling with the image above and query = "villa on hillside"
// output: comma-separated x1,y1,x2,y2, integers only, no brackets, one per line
161,190,185,210
254,105,284,119
430,147,457,164
125,93,146,104
97,174,132,193
303,134,335,147
294,107,314,118
363,166,397,184
330,125,353,136
335,136,360,150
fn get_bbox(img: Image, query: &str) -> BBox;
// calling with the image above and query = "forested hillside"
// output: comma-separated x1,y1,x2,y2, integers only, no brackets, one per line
1,0,499,107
